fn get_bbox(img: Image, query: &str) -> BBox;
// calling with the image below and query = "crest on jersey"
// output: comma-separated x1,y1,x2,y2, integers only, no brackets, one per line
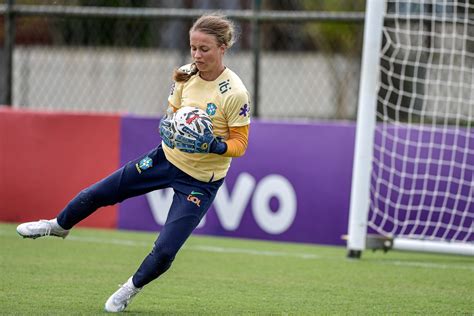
206,103,217,116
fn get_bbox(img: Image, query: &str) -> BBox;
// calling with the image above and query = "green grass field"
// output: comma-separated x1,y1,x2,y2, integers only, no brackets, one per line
1,222,472,315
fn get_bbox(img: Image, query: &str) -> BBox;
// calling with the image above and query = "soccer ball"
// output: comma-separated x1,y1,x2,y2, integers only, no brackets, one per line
173,106,213,139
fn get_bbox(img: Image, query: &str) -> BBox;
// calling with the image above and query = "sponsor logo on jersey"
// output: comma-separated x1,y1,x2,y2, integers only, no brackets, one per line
218,79,231,94
169,83,175,96
239,104,250,117
135,156,153,174
187,190,203,207
206,103,217,116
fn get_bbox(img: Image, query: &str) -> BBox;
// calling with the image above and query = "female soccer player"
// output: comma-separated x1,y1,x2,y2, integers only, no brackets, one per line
16,14,251,313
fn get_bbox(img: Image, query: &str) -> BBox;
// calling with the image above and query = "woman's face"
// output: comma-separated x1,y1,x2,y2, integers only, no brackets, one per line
190,30,226,80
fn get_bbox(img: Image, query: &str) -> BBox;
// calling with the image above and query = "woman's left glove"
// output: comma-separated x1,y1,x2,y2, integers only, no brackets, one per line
175,126,226,154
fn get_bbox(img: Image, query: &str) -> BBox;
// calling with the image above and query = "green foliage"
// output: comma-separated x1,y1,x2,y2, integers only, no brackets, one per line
302,0,365,53
1,223,473,315
55,0,152,47
300,0,366,11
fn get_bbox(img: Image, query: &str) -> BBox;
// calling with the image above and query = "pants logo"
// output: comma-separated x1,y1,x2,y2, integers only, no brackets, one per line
187,191,203,207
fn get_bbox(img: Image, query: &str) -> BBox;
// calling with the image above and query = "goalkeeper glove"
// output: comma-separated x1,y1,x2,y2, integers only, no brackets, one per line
175,126,227,154
159,112,175,149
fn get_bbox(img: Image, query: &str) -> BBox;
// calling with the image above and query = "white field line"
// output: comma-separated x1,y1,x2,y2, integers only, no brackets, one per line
3,230,473,271
66,235,321,260
375,259,474,271
190,244,320,260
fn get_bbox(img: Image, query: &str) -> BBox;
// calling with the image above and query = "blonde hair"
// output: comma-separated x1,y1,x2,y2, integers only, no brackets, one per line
173,14,236,83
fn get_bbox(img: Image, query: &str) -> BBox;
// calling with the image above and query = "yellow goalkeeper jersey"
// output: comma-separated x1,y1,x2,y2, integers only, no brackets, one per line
163,65,251,182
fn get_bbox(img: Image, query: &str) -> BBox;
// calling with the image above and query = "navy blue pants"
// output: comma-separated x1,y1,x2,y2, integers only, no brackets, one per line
56,145,223,288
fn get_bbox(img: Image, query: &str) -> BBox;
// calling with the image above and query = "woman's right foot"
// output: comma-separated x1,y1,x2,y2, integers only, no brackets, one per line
16,219,69,239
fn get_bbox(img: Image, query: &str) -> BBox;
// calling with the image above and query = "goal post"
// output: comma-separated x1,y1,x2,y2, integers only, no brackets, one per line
347,0,473,258
347,0,386,258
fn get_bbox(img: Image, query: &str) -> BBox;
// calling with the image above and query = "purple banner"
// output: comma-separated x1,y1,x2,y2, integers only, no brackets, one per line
119,116,355,246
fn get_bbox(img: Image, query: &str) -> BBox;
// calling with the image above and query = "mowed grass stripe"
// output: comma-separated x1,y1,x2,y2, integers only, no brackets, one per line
1,222,473,315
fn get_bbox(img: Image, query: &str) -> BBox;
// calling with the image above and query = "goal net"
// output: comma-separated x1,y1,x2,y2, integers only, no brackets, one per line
347,0,473,257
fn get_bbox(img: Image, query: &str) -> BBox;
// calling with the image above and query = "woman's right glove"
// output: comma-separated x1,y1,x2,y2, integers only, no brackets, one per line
159,110,175,149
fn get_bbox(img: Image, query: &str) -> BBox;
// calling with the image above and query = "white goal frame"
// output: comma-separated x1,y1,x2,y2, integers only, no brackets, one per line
347,0,473,258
